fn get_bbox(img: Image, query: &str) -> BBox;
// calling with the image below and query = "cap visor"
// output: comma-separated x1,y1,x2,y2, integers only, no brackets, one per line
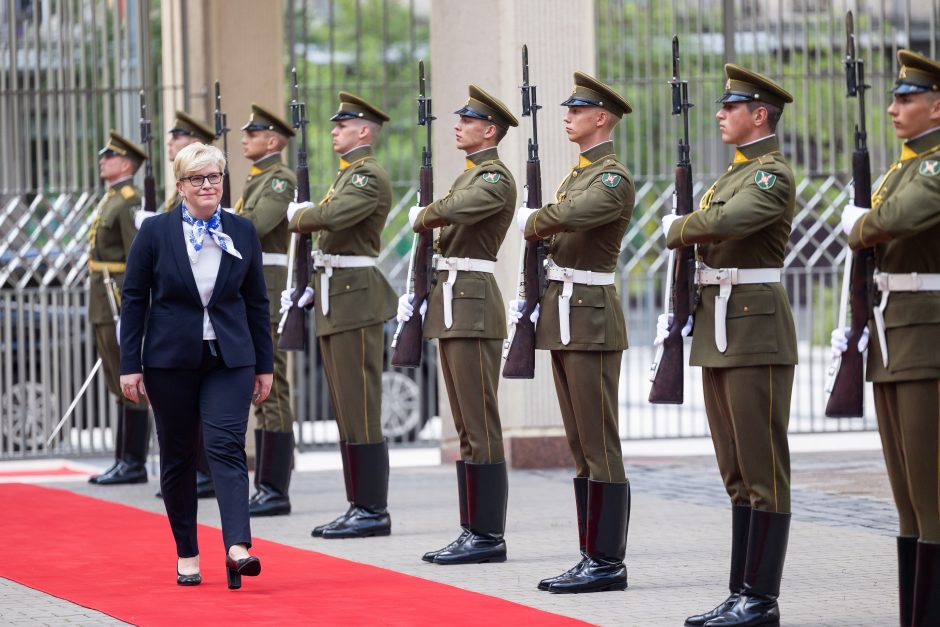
453,106,489,120
560,96,600,107
241,122,270,131
716,92,755,104
329,112,360,122
890,83,930,95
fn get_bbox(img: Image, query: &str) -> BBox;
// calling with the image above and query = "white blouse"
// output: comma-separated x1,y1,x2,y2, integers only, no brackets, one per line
182,220,223,340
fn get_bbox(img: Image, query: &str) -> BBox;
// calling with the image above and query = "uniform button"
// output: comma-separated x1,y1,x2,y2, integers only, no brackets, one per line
345,285,350,289
743,306,749,312
572,171,578,177
577,299,583,304
459,291,465,296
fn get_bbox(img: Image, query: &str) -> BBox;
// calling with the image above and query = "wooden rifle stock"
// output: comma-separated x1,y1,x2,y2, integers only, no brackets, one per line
825,149,873,417
279,165,312,352
390,166,433,368
503,160,544,378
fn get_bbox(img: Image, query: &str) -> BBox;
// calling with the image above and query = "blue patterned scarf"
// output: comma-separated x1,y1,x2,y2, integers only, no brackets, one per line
181,203,242,263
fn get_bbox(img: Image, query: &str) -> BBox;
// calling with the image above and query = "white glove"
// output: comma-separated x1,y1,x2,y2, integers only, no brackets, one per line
287,200,313,223
508,299,540,325
830,326,869,358
653,313,693,346
115,318,121,346
279,287,315,314
841,203,869,235
408,204,424,228
397,293,427,323
134,210,156,230
516,205,538,233
661,213,681,239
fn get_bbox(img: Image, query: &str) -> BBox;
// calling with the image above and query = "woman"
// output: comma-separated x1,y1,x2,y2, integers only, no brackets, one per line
119,143,273,589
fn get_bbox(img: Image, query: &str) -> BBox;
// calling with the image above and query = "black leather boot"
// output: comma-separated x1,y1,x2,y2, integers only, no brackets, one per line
538,477,588,590
195,444,215,499
312,442,354,537
434,461,508,564
423,460,469,562
685,506,752,625
249,431,293,517
249,429,263,504
95,408,149,485
549,479,629,593
911,540,940,627
706,509,790,627
898,536,917,627
90,406,125,484
322,441,392,538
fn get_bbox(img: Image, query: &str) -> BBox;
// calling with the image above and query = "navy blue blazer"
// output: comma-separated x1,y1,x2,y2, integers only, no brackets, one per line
119,207,274,375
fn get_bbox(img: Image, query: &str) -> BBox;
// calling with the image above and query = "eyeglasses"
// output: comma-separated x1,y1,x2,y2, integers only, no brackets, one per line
179,172,223,187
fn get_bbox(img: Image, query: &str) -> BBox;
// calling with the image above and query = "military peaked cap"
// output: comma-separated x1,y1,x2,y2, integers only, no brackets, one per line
454,85,519,129
892,49,940,94
561,71,632,117
330,91,390,125
98,130,147,163
169,110,216,142
718,64,793,109
241,103,295,137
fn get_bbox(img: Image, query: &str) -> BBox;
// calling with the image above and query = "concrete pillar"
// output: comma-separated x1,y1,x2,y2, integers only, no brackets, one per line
430,0,596,468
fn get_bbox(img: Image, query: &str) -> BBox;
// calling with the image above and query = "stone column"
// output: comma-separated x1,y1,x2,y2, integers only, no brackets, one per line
429,0,596,468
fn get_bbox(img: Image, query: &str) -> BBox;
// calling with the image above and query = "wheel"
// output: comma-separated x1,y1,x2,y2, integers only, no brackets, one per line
380,371,422,439
0,381,52,452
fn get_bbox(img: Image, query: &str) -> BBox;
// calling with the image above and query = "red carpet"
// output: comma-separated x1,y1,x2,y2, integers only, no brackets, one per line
1,484,591,626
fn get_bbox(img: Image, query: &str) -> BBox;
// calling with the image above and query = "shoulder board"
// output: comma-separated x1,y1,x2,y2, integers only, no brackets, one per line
477,159,501,168
921,145,940,159
120,186,139,200
757,153,778,166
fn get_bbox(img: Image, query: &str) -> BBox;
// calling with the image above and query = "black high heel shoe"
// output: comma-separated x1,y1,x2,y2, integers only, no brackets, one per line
177,559,201,586
225,555,261,590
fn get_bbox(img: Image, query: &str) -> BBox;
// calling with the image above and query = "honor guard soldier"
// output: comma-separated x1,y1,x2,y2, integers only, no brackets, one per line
834,50,940,626
400,85,518,564
284,92,397,538
661,65,796,626
87,131,152,485
514,72,634,592
237,104,297,517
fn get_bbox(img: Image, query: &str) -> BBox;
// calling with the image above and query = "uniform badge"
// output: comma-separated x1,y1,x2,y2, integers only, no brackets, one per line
271,178,288,193
351,173,369,188
919,160,939,177
601,172,621,188
481,172,500,184
754,170,776,189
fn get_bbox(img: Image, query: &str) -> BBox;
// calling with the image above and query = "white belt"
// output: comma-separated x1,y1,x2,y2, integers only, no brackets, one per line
695,264,782,353
545,260,615,346
261,252,288,267
433,255,496,329
311,251,377,315
872,271,940,368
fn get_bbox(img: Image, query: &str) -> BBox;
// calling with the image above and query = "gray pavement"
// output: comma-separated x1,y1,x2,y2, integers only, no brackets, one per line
2,449,900,626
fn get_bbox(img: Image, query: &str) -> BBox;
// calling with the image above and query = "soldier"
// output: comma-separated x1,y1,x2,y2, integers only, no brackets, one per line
236,104,297,517
399,85,518,564
514,72,634,593
660,65,796,626
284,92,397,538
87,131,152,485
834,50,940,626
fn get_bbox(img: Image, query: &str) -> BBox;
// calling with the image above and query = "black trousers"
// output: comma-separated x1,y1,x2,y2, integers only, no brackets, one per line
145,341,254,557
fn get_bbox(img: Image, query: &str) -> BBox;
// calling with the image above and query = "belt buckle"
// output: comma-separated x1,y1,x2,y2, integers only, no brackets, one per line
562,267,574,282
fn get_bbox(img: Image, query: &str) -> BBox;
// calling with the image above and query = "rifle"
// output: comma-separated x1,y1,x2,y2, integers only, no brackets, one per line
502,44,545,379
825,11,873,418
390,60,435,368
214,80,232,208
138,91,156,214
278,68,312,351
649,35,695,404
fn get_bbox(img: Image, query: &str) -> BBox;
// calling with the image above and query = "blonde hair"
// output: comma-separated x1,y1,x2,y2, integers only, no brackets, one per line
173,143,226,180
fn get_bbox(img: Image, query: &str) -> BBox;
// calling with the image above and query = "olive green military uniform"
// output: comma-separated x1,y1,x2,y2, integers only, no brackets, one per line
668,65,795,627
525,73,633,594
526,141,633,483
290,144,397,443
235,152,295,432
666,133,797,513
844,50,940,627
416,145,516,464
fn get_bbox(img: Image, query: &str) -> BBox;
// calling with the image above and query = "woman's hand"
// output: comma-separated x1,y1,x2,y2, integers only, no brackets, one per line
120,373,147,404
253,374,273,404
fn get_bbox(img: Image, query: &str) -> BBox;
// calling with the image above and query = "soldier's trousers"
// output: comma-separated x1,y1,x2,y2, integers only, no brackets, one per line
702,365,794,513
319,323,384,444
438,337,504,464
550,350,624,483
874,380,940,541
94,322,147,411
254,323,294,432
